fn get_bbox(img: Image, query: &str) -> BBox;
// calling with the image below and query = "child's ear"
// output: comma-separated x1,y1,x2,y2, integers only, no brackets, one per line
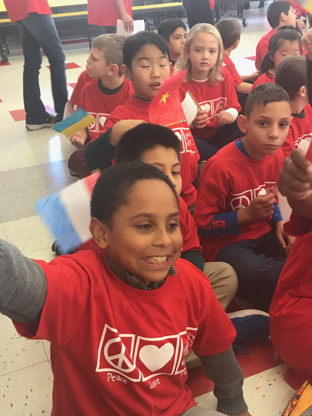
89,217,110,249
107,63,119,76
280,12,286,23
237,114,247,133
299,85,307,98
233,39,240,50
121,64,131,81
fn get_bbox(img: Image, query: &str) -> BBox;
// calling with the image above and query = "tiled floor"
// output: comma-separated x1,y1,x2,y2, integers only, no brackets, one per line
0,3,299,415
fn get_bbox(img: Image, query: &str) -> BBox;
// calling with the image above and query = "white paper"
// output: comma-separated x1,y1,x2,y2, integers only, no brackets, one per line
182,91,198,126
116,19,145,38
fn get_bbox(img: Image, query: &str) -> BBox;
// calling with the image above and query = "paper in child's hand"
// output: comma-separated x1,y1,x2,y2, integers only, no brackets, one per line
53,108,95,137
116,19,145,37
182,92,198,126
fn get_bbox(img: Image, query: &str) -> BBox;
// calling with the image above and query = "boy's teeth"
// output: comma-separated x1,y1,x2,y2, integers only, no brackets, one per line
145,256,167,264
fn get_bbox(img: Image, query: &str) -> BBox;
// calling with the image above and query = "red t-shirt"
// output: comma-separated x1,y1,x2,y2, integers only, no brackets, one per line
104,96,200,207
180,68,241,140
14,253,236,416
255,29,276,71
88,0,132,26
251,72,275,90
223,54,243,88
78,78,134,142
70,70,94,108
282,104,312,158
270,212,312,372
179,197,202,253
193,142,284,261
3,0,51,23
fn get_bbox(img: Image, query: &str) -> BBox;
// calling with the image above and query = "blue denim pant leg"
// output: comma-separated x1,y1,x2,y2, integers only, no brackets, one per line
17,13,67,123
216,232,287,311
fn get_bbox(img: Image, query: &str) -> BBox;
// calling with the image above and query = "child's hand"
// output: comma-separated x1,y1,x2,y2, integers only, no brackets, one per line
276,220,295,255
278,148,312,200
238,192,276,224
303,28,312,59
70,129,88,148
249,70,260,82
192,109,208,129
215,111,234,126
121,11,134,32
296,18,306,31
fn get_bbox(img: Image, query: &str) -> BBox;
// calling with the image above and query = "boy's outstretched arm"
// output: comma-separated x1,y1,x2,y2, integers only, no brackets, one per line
200,347,251,416
0,239,47,323
278,148,312,219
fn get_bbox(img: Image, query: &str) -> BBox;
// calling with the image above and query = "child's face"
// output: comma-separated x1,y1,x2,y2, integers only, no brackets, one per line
141,145,182,196
168,27,187,62
86,47,111,79
239,101,292,160
123,44,170,100
187,32,219,79
272,40,301,70
104,180,183,283
283,7,297,27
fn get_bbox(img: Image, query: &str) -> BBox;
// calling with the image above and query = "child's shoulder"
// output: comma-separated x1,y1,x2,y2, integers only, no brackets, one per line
174,258,212,291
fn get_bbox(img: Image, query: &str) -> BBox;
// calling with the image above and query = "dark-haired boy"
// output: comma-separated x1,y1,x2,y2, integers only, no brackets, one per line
157,18,187,67
255,1,297,70
116,123,238,310
194,84,295,312
275,55,312,158
0,162,251,416
216,18,259,95
85,31,200,209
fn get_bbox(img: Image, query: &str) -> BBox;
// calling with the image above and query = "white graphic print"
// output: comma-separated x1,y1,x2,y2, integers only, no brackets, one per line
230,182,276,211
172,127,196,156
295,133,312,153
198,97,227,121
96,324,198,382
88,112,109,132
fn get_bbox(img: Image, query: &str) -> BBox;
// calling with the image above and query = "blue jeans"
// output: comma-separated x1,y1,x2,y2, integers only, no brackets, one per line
216,230,287,311
17,13,68,124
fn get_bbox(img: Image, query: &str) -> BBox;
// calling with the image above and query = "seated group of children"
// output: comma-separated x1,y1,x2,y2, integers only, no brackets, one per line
1,6,312,416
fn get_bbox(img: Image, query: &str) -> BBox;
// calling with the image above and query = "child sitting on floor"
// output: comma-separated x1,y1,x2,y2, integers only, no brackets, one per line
275,55,312,158
0,162,251,416
255,1,297,70
216,18,259,95
157,18,187,70
252,26,301,89
85,31,199,210
70,69,93,110
68,34,134,178
193,84,295,312
175,23,241,161
271,147,312,389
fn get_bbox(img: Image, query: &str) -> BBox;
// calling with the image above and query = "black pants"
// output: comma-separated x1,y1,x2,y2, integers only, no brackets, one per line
183,0,215,27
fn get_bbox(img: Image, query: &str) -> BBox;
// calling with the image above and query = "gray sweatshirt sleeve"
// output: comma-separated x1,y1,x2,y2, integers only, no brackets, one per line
199,346,248,415
0,239,47,324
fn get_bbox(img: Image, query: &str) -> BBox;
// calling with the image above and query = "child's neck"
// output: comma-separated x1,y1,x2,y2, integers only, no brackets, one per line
291,96,306,114
100,74,124,90
224,48,232,57
190,68,210,81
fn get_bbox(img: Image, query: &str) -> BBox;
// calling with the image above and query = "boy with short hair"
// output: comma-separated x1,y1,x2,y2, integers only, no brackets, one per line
216,18,259,95
194,84,295,312
0,162,251,416
157,18,187,67
85,31,200,209
115,123,238,309
255,1,297,70
275,55,312,158
68,34,134,178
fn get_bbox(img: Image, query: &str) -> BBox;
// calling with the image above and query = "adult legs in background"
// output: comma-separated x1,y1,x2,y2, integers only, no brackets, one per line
17,13,67,124
183,0,215,28
181,406,227,416
216,230,287,312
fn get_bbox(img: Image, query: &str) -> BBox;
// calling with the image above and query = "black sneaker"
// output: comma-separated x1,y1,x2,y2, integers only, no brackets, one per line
26,114,57,131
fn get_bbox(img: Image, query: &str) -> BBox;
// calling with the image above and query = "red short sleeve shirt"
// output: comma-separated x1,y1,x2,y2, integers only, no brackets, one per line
88,0,132,26
3,0,51,23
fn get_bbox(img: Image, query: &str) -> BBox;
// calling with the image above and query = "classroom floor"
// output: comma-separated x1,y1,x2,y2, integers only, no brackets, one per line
0,3,298,415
